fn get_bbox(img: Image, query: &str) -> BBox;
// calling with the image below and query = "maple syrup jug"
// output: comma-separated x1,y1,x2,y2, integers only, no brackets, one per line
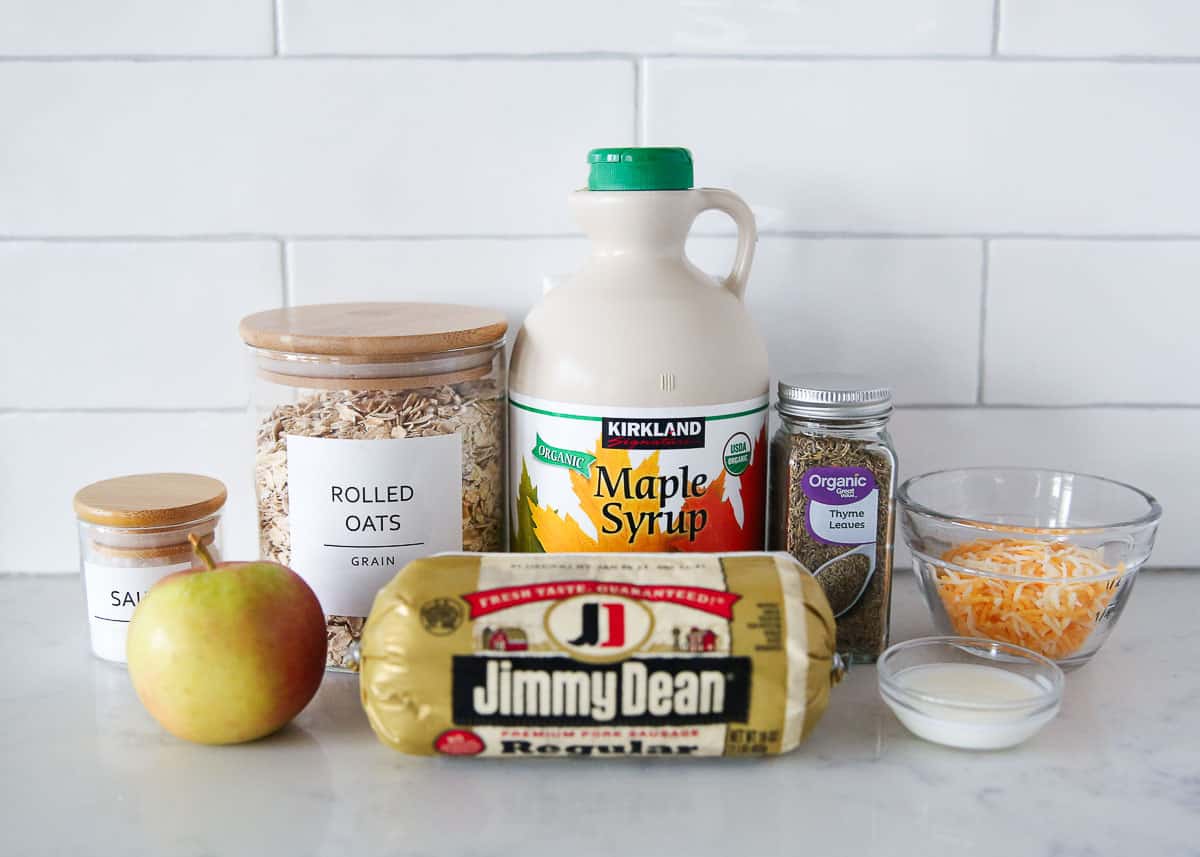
509,147,769,552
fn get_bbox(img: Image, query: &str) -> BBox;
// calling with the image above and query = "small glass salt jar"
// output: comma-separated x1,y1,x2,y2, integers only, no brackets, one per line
73,473,226,664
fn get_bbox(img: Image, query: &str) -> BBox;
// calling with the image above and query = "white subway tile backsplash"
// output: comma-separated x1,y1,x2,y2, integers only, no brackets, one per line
290,237,981,405
645,61,1200,235
281,0,992,57
687,237,982,404
0,413,256,572
1001,1,1200,57
0,61,632,236
890,408,1194,568
288,239,590,335
3,4,1200,572
0,242,280,409
0,0,274,56
985,241,1200,405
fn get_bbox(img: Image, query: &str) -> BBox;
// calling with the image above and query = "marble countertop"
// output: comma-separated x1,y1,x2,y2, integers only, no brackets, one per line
4,571,1197,857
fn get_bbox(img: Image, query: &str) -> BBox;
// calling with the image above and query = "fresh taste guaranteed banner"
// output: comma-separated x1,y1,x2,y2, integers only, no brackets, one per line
509,392,768,552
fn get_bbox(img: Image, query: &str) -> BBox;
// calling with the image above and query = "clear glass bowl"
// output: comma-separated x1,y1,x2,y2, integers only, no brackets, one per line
897,468,1162,670
878,636,1064,750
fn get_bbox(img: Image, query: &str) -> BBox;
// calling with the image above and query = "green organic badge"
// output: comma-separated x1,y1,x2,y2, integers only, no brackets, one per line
723,432,752,476
532,434,596,477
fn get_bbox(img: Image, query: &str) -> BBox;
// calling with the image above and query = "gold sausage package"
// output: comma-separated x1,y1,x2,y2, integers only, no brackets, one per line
359,552,841,757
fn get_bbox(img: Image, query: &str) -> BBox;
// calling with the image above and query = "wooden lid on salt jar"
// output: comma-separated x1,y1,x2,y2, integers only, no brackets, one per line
74,473,226,561
74,473,227,530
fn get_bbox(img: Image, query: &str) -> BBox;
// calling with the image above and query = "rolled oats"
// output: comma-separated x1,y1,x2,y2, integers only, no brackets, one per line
241,302,509,671
255,380,505,670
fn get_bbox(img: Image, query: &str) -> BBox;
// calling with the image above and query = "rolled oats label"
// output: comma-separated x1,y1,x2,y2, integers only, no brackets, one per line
84,560,193,662
509,393,768,553
285,433,463,618
254,382,504,670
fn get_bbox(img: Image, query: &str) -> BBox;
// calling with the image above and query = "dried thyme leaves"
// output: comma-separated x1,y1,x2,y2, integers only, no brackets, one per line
819,553,872,616
770,430,895,661
254,380,504,670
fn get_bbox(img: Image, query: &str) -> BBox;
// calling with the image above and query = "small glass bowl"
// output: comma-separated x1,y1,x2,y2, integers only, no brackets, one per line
898,468,1161,670
879,636,1064,750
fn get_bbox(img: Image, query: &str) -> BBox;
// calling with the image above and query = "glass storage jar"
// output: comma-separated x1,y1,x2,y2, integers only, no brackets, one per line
239,302,507,670
74,473,226,664
769,375,897,662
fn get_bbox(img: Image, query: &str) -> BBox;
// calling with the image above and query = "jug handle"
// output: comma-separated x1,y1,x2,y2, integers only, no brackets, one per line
694,188,757,301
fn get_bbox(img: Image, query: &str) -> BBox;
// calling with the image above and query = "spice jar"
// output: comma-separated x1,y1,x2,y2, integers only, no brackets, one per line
239,302,507,671
74,473,226,664
769,376,897,662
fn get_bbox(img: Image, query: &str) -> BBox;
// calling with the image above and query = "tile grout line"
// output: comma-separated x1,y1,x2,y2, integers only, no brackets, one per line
2,52,1200,64
726,231,1200,241
977,239,990,405
991,0,1002,56
0,407,247,415
5,232,1200,244
896,403,1200,411
272,0,284,56
633,57,643,145
279,239,293,306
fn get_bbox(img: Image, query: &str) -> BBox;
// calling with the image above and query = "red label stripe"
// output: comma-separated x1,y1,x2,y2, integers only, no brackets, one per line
461,580,741,619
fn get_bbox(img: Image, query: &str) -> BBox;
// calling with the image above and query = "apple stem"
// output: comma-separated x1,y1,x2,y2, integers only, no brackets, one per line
189,533,217,571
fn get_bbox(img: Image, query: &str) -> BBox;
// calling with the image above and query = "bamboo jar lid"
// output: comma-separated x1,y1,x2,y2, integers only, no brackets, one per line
73,473,228,529
239,303,508,358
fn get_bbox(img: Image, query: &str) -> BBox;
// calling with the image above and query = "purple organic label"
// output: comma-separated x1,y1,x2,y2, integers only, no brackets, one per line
801,466,877,505
802,466,879,546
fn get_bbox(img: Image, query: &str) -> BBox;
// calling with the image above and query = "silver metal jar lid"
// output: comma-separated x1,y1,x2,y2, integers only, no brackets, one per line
777,374,893,420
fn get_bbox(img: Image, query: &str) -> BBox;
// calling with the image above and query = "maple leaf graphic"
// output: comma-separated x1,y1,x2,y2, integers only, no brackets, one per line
511,459,545,553
667,425,767,552
527,425,768,553
528,442,672,552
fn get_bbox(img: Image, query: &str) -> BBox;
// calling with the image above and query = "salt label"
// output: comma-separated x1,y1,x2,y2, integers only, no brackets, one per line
83,560,193,663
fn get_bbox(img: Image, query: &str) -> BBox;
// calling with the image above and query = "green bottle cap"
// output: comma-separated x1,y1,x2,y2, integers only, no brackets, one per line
587,147,694,191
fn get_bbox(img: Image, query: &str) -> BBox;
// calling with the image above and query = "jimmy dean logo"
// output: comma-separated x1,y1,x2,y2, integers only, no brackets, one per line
451,656,751,726
544,595,654,662
602,417,706,451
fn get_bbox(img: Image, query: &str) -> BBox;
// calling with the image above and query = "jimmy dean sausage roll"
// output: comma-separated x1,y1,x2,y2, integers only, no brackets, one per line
359,552,841,758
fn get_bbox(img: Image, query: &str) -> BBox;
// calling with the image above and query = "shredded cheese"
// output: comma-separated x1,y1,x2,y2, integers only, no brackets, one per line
934,538,1123,660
